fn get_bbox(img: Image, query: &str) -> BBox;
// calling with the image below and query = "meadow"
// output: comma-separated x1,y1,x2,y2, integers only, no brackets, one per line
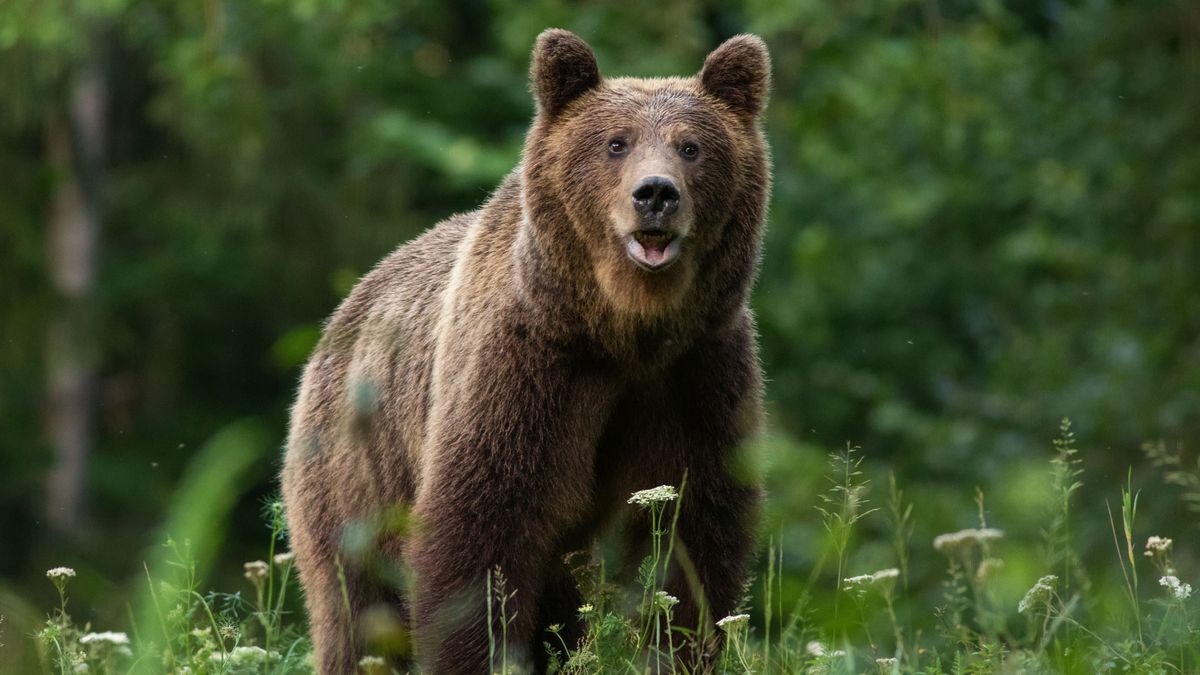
20,420,1200,673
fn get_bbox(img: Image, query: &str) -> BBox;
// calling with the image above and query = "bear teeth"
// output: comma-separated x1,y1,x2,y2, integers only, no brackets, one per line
626,230,682,270
633,230,673,245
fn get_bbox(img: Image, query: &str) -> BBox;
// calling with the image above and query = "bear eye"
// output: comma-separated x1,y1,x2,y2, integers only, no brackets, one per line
680,142,700,160
608,138,628,156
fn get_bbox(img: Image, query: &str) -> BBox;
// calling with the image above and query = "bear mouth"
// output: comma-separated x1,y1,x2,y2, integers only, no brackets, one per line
626,230,682,271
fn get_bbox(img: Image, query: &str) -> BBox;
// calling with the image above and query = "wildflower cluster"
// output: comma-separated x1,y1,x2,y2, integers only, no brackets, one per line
843,568,900,598
46,566,76,599
932,528,1005,554
209,645,279,666
46,567,76,580
1160,575,1193,601
1144,535,1177,578
626,485,678,507
80,631,134,661
243,559,270,581
33,523,305,675
653,591,679,612
1017,574,1058,614
716,613,750,630
1145,535,1173,558
358,655,388,674
79,632,130,647
805,640,846,659
38,566,136,673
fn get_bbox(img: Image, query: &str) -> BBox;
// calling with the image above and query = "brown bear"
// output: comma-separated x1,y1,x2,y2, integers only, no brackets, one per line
281,28,770,674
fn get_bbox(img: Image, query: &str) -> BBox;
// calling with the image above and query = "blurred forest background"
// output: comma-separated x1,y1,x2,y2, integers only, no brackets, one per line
1,0,1198,669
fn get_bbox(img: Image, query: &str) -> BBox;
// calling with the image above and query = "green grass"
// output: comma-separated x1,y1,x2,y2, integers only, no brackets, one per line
24,419,1200,673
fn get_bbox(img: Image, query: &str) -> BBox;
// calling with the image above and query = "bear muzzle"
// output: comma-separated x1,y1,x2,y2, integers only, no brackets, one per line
626,229,682,270
626,175,685,271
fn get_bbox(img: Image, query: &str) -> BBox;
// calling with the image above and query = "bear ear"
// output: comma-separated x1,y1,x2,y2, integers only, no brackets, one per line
531,29,601,118
699,34,771,119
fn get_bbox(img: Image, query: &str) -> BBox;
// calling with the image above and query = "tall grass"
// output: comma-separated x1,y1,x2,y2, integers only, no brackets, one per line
26,420,1200,673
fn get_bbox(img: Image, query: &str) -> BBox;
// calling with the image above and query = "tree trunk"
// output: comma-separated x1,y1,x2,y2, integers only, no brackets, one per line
44,58,106,536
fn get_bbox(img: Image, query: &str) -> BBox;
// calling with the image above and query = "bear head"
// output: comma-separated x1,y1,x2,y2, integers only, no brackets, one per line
521,29,771,319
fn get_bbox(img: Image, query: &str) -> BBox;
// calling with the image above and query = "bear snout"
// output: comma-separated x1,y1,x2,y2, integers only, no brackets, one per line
624,175,687,271
631,175,680,218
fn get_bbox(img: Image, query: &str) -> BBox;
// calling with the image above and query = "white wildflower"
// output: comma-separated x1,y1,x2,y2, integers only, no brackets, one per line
715,613,750,630
1160,575,1193,600
577,603,594,615
359,655,387,672
243,560,269,581
627,485,679,506
805,640,826,656
210,646,279,665
843,574,874,588
933,528,1005,553
654,591,679,611
1017,575,1058,613
844,568,900,596
872,568,900,598
1145,536,1173,557
876,657,898,670
46,567,77,580
872,568,900,581
932,531,964,552
79,631,130,646
273,551,295,566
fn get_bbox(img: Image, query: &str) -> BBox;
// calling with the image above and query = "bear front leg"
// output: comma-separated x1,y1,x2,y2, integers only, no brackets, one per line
664,464,761,666
629,323,764,668
408,349,614,674
532,554,588,671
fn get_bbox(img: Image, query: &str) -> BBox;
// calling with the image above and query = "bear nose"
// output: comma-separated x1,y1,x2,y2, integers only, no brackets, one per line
632,176,680,218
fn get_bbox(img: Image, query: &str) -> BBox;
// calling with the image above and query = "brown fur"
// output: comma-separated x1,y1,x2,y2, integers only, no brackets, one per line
282,29,771,674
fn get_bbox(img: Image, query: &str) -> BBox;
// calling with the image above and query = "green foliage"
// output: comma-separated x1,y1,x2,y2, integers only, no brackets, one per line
25,439,1200,673
1044,419,1084,596
816,444,877,622
753,0,1200,478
